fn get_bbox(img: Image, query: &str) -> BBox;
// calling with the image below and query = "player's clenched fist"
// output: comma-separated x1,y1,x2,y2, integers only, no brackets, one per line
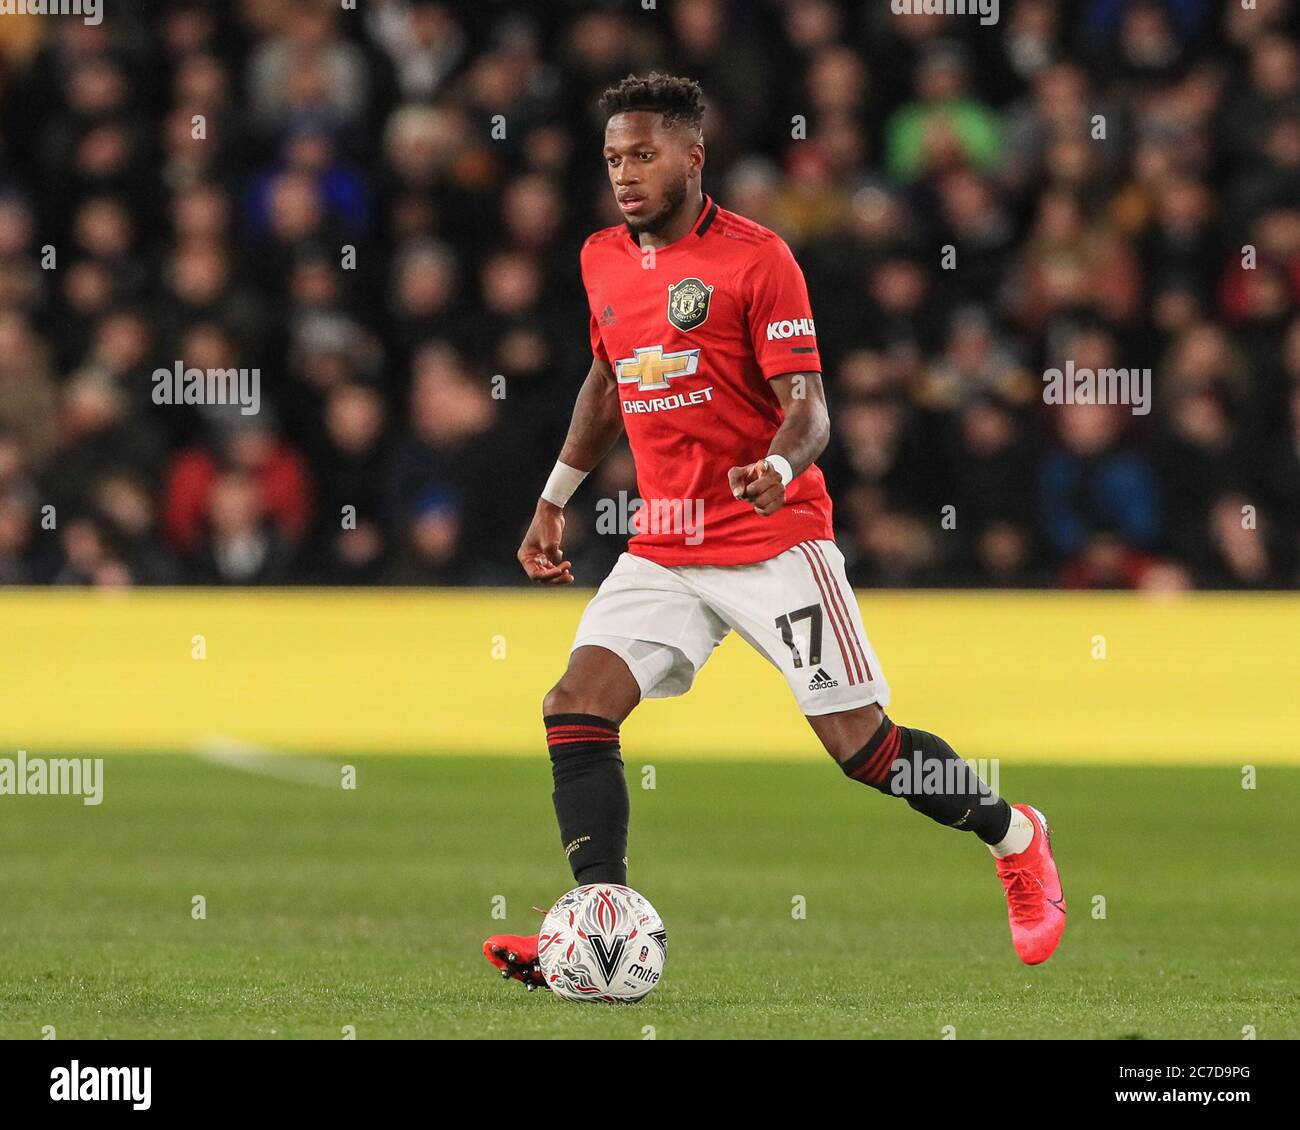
728,459,786,516
517,499,575,583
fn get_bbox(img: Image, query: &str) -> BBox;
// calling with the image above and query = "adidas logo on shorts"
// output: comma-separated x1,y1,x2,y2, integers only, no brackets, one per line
807,667,839,691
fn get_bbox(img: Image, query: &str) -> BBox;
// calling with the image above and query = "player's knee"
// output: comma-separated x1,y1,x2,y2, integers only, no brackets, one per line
811,702,886,763
542,678,585,719
543,649,640,724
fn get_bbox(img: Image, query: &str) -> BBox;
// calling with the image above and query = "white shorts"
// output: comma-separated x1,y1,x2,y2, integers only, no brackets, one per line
572,539,889,716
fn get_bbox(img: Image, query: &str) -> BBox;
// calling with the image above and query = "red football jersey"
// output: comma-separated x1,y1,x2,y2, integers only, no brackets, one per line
581,194,834,565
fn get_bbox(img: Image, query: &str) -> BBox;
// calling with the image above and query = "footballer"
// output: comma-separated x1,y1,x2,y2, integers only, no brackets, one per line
485,74,1065,987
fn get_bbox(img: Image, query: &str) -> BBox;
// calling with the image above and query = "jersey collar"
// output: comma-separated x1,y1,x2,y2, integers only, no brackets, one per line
624,193,718,250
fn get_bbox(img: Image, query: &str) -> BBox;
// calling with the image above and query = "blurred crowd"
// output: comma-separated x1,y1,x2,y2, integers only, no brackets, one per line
0,0,1297,589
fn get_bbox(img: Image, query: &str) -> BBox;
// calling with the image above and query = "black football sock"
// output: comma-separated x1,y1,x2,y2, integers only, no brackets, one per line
545,713,629,885
837,715,1012,844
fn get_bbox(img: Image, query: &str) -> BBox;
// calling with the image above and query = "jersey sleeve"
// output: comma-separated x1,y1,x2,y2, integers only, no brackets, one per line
745,237,822,379
580,239,611,365
588,309,610,364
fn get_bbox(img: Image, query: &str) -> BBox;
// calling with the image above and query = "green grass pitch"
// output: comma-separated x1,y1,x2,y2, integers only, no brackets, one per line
1,754,1297,1039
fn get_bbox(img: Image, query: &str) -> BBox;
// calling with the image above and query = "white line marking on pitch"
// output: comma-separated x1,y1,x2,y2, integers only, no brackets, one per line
194,736,342,788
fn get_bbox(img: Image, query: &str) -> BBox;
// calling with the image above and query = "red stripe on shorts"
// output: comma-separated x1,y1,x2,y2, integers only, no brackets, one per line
808,542,872,681
795,543,859,685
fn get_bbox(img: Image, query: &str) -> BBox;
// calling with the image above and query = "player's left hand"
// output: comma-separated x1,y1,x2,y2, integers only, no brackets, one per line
727,460,786,516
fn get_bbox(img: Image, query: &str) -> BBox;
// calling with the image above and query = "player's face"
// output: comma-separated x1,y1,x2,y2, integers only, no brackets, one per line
603,111,699,236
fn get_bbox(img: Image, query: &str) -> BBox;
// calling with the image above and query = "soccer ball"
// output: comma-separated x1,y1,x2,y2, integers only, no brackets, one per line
538,884,666,1003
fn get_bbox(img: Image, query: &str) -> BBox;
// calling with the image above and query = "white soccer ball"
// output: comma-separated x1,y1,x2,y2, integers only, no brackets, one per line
538,884,667,1003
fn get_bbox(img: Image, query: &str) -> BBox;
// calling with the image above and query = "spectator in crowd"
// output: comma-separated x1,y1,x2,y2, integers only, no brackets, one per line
192,470,297,585
306,381,390,584
163,415,312,558
1041,402,1160,587
386,486,463,586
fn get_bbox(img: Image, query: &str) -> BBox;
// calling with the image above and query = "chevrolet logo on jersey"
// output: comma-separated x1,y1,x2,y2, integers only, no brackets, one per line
615,345,700,391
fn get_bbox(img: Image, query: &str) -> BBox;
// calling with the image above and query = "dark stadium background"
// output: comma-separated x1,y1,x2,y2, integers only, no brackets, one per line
0,0,1296,590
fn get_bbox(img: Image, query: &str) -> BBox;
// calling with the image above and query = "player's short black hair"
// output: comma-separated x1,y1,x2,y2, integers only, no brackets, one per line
598,72,705,137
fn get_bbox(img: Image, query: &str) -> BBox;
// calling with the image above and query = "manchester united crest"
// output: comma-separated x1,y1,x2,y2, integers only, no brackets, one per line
666,277,714,332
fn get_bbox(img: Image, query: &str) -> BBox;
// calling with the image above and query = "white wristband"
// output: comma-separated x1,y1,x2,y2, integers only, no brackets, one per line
541,460,589,508
764,453,794,487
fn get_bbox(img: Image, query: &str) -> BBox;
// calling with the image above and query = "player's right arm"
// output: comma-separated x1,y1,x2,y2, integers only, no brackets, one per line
517,355,623,584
